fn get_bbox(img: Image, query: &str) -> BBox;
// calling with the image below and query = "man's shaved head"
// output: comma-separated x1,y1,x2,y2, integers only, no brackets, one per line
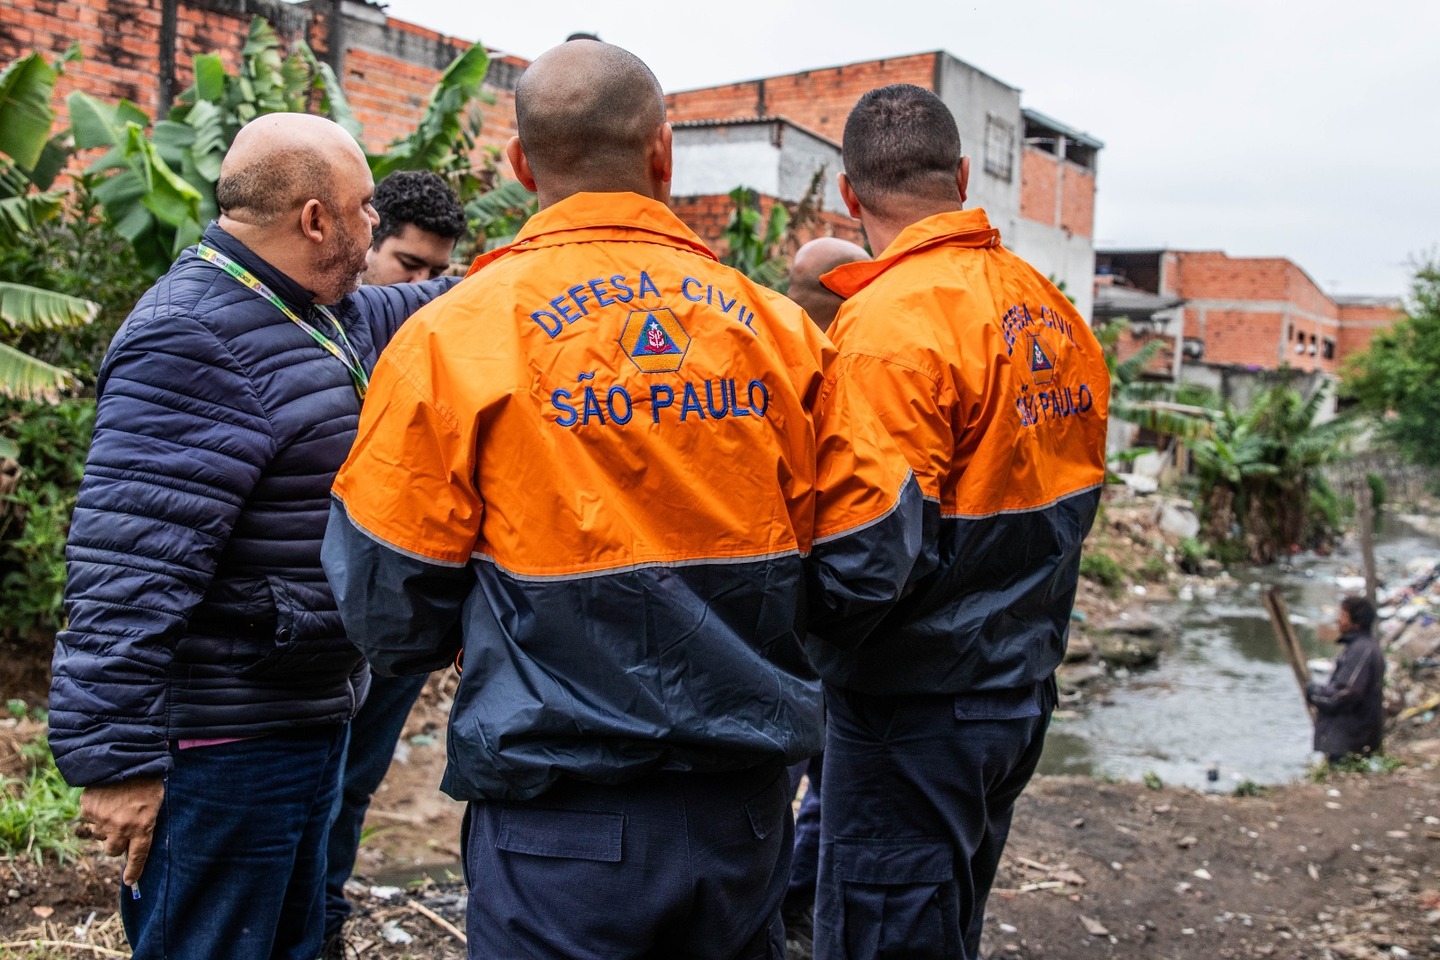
788,237,870,332
216,114,367,224
513,40,665,186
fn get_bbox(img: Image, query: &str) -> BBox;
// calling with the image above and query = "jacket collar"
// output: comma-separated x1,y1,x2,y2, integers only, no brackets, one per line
199,222,319,311
467,192,718,275
821,208,1000,298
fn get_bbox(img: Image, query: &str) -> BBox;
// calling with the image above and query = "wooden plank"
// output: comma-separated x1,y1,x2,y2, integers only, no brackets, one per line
1263,587,1315,720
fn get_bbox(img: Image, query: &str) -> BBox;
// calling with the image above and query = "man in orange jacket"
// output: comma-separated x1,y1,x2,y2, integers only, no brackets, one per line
322,41,922,958
805,84,1110,959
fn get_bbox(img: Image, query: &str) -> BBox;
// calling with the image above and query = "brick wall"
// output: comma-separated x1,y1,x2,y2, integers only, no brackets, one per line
1165,252,1389,374
1019,148,1057,225
1,0,515,157
666,52,938,143
1337,301,1404,357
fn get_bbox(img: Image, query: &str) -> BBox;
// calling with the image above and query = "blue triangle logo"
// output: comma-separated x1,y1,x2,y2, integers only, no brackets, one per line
1030,336,1054,373
633,314,681,356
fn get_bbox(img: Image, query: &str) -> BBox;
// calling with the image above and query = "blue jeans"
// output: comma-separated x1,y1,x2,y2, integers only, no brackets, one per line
815,682,1053,960
323,671,428,938
462,763,792,959
121,725,346,960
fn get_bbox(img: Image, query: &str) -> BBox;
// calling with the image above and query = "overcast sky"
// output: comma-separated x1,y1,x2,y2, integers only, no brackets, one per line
384,0,1439,298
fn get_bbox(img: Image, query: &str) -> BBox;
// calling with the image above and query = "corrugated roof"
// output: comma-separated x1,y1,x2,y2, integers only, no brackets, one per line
1022,108,1104,151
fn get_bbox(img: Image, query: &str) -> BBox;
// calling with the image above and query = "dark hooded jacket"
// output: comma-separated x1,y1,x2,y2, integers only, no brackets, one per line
1306,629,1385,760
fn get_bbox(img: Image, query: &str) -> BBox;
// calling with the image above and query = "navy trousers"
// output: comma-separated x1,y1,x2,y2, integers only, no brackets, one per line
323,670,428,938
784,754,823,921
815,682,1052,960
121,726,346,960
463,763,792,959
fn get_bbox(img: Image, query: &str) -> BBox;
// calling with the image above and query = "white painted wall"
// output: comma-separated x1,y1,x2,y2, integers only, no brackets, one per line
670,123,847,213
1010,218,1097,321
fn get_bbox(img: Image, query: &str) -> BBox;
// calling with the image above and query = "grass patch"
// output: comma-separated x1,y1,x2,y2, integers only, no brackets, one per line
1079,551,1125,594
1231,779,1266,797
0,705,82,866
1307,752,1404,781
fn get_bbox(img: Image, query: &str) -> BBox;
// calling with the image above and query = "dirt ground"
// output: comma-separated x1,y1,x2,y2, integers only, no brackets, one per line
4,683,1438,959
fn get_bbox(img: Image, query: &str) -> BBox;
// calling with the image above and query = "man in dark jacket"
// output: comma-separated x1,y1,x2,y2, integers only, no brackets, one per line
1307,595,1386,762
48,113,454,960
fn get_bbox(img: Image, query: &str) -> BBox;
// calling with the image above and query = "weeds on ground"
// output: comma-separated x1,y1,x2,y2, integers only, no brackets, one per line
1232,779,1266,797
1142,771,1164,790
0,702,82,866
1079,551,1125,595
1306,753,1405,782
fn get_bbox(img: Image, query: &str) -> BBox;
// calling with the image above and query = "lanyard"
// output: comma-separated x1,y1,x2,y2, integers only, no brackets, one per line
195,244,369,401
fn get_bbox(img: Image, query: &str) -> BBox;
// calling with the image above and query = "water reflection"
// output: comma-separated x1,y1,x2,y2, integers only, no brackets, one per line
1039,512,1437,789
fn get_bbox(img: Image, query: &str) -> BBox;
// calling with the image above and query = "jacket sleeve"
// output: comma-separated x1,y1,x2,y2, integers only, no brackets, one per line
802,342,925,650
1307,641,1380,712
49,314,274,788
351,275,461,351
323,342,476,676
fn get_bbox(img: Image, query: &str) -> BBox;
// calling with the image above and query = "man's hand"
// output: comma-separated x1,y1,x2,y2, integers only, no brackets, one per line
80,778,164,887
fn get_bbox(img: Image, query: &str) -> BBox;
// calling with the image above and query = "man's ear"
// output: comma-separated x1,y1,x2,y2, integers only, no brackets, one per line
653,122,673,185
650,122,674,205
838,173,863,219
958,156,970,205
505,136,538,193
298,198,328,246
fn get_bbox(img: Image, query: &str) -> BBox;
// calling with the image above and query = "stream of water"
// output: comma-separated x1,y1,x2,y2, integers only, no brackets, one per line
1037,512,1440,790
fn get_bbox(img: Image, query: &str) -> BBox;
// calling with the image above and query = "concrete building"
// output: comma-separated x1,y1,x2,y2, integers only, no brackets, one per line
666,51,1104,318
1095,248,1403,412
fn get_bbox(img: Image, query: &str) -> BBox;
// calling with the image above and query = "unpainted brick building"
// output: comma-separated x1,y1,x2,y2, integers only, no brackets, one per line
1095,248,1402,407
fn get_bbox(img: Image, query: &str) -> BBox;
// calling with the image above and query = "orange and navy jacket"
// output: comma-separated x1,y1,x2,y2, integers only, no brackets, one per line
322,192,922,801
806,208,1110,696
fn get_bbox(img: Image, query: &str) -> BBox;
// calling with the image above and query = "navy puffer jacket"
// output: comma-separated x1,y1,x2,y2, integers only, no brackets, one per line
49,224,456,788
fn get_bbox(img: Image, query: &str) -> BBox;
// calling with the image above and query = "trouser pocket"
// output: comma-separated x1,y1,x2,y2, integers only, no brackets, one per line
831,837,961,960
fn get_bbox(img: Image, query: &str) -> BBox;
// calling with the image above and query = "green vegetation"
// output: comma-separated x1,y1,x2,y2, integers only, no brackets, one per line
1342,260,1440,470
1189,380,1351,564
1142,771,1164,791
1231,779,1265,797
0,47,101,410
0,702,82,865
1307,752,1405,781
1078,550,1125,593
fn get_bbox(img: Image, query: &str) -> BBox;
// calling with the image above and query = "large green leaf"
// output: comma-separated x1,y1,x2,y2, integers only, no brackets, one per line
192,52,227,105
297,43,363,140
0,281,100,332
68,92,151,152
0,341,76,403
371,43,490,178
0,189,64,242
0,54,58,170
184,99,228,184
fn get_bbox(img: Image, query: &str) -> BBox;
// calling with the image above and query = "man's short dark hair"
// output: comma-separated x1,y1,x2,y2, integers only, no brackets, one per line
1341,595,1377,632
371,171,467,249
842,84,963,211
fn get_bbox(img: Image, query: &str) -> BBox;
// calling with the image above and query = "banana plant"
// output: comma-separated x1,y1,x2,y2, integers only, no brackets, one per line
0,47,100,412
720,186,790,291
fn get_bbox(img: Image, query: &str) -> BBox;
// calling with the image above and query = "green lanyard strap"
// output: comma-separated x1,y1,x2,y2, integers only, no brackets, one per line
196,244,369,401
